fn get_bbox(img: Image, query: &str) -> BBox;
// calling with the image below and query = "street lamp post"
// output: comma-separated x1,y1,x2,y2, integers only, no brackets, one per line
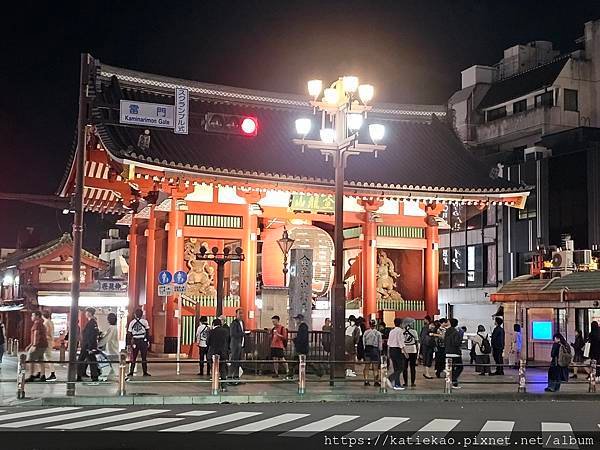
292,76,386,382
277,227,295,287
196,246,245,317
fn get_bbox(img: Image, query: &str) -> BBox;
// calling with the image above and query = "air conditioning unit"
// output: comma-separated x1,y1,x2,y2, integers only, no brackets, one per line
551,250,574,270
553,250,574,269
574,249,592,265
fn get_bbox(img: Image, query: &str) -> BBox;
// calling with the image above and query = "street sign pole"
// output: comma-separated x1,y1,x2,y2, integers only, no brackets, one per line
176,292,182,375
172,270,187,375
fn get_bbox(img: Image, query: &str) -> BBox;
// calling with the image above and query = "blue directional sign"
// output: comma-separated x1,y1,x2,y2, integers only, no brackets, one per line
158,270,172,285
173,271,188,285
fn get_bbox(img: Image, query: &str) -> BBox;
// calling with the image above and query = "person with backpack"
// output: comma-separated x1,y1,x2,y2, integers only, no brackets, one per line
127,308,151,378
362,319,382,386
402,321,419,387
77,308,100,382
195,316,209,376
490,317,505,375
445,318,464,388
434,318,449,378
570,329,585,379
344,315,361,377
270,315,289,378
471,324,491,375
545,332,571,392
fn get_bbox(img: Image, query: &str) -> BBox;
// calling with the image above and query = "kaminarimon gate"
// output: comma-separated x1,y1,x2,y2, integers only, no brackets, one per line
59,60,529,353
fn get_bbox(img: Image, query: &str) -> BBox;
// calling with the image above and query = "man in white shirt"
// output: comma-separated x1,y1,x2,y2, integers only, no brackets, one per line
196,316,209,376
127,308,151,377
42,311,56,381
386,318,408,391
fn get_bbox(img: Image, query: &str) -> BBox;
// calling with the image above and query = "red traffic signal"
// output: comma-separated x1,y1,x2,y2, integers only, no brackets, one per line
204,113,259,137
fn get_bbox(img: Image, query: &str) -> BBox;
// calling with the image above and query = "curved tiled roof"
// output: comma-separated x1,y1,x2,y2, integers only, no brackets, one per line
88,68,527,197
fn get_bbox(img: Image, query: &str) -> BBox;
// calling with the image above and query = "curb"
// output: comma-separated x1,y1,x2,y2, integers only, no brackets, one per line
3,391,597,407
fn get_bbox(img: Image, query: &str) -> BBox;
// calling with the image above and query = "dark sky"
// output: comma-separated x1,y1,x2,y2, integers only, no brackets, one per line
1,1,599,251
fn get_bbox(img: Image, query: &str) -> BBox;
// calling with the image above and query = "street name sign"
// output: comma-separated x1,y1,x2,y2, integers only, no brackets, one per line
120,100,175,129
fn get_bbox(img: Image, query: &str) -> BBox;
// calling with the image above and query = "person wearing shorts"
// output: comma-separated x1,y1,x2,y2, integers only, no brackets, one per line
362,320,382,386
42,311,56,381
25,311,49,382
270,315,289,378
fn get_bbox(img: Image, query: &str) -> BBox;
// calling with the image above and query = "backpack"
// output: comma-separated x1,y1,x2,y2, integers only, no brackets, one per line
403,329,416,346
558,344,573,368
479,335,492,354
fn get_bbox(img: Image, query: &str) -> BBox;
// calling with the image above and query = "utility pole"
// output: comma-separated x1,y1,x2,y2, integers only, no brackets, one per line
66,53,93,396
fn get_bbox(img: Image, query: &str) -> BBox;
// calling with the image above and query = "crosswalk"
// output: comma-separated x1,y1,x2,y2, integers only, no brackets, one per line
0,406,591,447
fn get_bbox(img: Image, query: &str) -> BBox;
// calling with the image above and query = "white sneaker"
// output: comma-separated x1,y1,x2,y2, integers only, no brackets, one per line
348,371,357,377
393,385,405,391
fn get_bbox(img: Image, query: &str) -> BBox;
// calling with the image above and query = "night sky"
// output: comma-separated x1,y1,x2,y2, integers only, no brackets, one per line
1,1,599,251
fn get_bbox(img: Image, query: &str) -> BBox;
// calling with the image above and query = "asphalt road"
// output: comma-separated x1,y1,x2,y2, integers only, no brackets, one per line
0,401,597,450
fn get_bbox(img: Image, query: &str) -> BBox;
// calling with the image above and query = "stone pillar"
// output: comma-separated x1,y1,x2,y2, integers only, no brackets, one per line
362,218,378,319
127,218,139,321
424,215,440,317
165,197,185,350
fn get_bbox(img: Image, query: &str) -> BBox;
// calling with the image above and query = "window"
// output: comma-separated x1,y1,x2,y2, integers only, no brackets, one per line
513,99,527,114
486,106,507,122
534,91,554,108
438,205,498,289
518,191,537,219
564,89,578,112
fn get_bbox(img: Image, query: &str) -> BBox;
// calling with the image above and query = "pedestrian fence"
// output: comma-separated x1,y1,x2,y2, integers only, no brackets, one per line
13,349,599,399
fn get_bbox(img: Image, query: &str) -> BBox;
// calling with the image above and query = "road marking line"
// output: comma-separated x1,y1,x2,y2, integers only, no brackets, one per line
0,407,80,423
103,417,184,431
415,419,461,434
0,408,123,428
223,413,310,434
479,420,515,433
160,412,262,432
282,415,360,436
347,417,410,436
46,409,167,430
176,411,216,417
541,422,578,449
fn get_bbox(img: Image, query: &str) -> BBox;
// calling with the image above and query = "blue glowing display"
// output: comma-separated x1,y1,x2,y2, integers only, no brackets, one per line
532,321,553,340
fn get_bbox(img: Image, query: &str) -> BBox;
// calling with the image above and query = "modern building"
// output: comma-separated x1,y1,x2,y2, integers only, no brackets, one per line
57,57,528,354
444,19,600,336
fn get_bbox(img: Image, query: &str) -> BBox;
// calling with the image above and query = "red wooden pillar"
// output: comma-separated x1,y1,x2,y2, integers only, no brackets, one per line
144,207,157,329
127,218,139,320
424,215,440,317
166,197,185,340
359,200,382,319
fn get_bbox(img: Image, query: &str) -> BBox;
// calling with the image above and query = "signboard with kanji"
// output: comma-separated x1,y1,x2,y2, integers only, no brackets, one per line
289,194,334,214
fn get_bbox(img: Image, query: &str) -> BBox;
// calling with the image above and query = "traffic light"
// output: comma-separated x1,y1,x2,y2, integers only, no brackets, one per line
204,113,258,137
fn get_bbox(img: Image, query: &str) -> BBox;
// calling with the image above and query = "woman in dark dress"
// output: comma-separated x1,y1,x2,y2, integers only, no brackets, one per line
588,321,600,378
570,329,585,379
545,333,570,392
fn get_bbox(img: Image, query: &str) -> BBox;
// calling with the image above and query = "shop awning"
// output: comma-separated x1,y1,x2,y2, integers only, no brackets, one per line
37,291,128,308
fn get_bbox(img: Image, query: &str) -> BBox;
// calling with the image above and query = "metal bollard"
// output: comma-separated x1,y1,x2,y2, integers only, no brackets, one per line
13,339,19,356
379,355,388,394
444,357,453,394
59,340,66,363
17,353,26,399
211,354,220,396
7,338,13,355
518,359,527,393
118,349,127,396
589,359,597,393
298,354,306,395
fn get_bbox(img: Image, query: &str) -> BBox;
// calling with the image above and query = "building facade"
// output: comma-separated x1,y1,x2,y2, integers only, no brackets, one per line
445,19,600,337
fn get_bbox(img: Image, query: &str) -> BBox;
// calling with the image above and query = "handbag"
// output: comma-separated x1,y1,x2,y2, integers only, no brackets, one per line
583,341,591,358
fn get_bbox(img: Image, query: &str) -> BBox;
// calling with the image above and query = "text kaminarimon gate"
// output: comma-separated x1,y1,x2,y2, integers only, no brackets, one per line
59,60,529,353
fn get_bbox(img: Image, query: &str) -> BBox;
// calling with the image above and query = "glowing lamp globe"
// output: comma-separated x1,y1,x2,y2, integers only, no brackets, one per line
320,128,336,144
307,79,323,99
323,88,338,105
359,84,374,104
342,76,359,93
347,113,364,131
369,123,385,144
295,118,312,137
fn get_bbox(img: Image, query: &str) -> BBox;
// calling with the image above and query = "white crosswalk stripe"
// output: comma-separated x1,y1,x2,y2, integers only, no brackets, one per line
46,409,167,430
160,412,262,432
476,420,515,442
176,411,216,417
347,417,410,437
541,422,578,449
0,407,80,423
282,415,360,437
414,419,461,435
223,413,310,434
0,408,123,428
103,417,184,431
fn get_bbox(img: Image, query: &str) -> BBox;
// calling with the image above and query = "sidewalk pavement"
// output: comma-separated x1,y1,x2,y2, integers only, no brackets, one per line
1,351,597,406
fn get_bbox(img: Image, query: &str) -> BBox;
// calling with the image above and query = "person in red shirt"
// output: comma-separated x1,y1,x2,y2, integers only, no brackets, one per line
26,311,49,382
270,315,289,378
